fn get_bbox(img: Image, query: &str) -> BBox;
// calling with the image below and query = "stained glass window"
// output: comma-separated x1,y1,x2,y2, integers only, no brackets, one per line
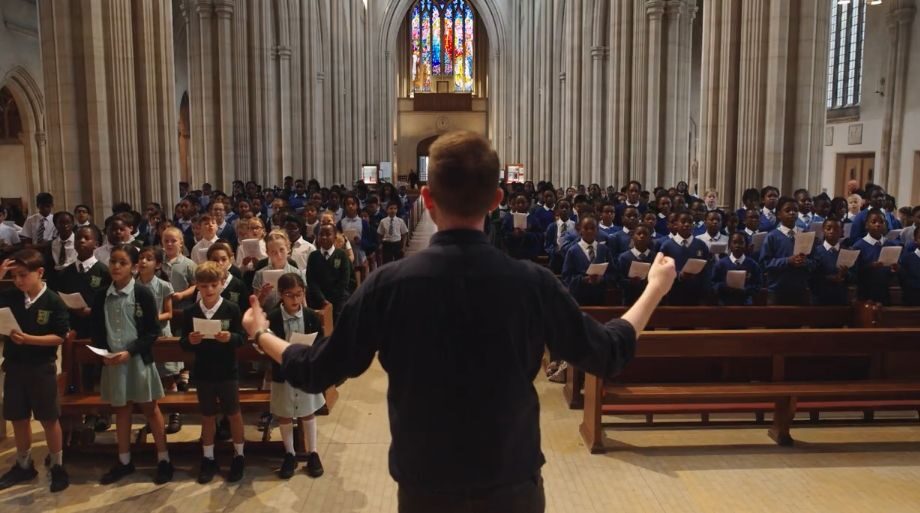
827,0,865,109
410,0,474,93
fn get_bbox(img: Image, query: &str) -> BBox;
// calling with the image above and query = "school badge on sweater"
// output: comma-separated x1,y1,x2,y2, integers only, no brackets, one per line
36,310,52,325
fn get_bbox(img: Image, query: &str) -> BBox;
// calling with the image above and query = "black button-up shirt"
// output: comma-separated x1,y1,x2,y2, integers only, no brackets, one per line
281,229,637,493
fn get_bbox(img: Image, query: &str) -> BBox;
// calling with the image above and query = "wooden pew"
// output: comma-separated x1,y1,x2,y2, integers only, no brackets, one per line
59,305,336,454
564,305,867,409
580,327,920,453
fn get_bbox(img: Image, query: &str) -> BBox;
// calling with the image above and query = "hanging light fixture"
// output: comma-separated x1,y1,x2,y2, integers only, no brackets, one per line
869,0,883,5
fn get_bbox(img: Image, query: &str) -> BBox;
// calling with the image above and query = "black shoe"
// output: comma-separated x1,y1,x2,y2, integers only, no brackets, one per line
154,460,174,485
216,417,231,441
49,464,69,493
257,412,273,432
165,413,183,434
227,455,245,483
197,458,219,484
95,416,111,432
278,453,297,480
305,452,324,478
100,462,135,484
0,461,38,490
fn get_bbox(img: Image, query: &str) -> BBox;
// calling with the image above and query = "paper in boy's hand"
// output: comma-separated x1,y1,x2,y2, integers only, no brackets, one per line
241,238,262,257
513,213,527,230
709,243,727,255
628,261,651,279
681,258,707,275
290,332,317,346
726,270,747,290
752,232,768,254
59,292,89,310
793,230,816,256
0,307,21,336
87,345,118,358
837,248,859,268
843,223,852,238
262,269,285,289
586,263,608,277
878,246,902,266
193,318,222,338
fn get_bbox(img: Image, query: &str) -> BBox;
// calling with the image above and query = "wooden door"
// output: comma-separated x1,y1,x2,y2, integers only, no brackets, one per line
836,153,875,196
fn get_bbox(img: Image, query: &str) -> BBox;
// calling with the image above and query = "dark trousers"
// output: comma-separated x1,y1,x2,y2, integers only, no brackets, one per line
382,241,404,263
398,475,545,513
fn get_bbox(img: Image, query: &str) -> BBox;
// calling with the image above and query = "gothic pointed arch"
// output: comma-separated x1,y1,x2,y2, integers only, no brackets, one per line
1,66,49,202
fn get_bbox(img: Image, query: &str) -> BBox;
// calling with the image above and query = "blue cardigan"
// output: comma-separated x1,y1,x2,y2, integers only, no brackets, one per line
659,237,712,305
711,255,761,306
501,212,543,260
616,248,656,306
561,241,615,306
851,237,901,305
898,248,920,306
758,228,814,296
809,243,852,306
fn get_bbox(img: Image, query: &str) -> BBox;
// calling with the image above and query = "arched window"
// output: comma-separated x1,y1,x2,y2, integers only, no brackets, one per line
0,87,23,141
410,0,475,94
827,0,866,110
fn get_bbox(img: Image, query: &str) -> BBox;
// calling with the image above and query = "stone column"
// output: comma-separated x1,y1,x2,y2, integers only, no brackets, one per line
214,0,235,191
880,2,916,197
631,0,648,185
735,0,769,199
645,0,664,188
275,0,292,181
606,0,633,188
590,45,607,185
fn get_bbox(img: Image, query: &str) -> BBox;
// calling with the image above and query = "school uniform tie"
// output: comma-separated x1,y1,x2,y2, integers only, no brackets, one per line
325,250,333,260
58,240,67,266
77,262,85,273
876,241,882,247
587,244,595,262
681,239,689,248
36,219,46,242
389,219,395,237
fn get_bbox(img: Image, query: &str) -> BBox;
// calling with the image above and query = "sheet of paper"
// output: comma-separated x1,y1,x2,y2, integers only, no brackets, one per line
193,317,223,337
59,292,89,310
709,242,727,255
843,223,852,238
586,262,608,277
682,258,707,275
726,270,747,290
0,307,22,336
290,332,318,346
752,232,768,254
887,229,903,241
513,212,528,230
261,269,285,289
87,345,118,358
837,248,860,268
793,230,816,256
240,238,262,257
878,246,902,266
344,229,359,242
628,261,651,279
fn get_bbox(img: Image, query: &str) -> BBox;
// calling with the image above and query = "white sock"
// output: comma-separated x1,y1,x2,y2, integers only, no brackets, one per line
157,451,170,463
279,423,295,455
16,449,31,469
203,444,215,460
305,417,318,454
118,452,131,466
50,451,63,467
233,443,244,457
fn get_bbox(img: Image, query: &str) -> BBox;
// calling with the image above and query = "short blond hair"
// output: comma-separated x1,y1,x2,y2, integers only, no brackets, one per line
195,260,227,284
265,229,291,250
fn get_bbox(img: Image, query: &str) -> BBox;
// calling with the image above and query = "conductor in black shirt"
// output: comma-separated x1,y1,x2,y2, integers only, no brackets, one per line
243,131,676,513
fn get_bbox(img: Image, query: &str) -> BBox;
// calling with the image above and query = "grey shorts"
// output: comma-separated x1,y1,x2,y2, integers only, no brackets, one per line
195,379,241,416
2,361,60,422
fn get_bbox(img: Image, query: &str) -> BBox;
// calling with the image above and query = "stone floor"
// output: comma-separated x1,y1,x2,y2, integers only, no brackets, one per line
2,361,920,512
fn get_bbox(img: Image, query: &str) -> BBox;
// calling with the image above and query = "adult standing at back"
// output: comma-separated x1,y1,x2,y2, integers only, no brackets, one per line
242,131,676,513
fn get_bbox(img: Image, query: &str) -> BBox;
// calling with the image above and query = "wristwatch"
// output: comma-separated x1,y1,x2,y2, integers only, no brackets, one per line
252,328,274,353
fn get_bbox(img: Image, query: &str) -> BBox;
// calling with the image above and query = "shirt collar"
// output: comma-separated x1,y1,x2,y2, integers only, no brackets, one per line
57,232,75,245
77,255,98,270
222,272,233,290
578,239,596,251
631,247,650,258
200,296,224,318
24,283,48,309
657,213,666,219
626,201,640,207
744,227,755,236
778,224,794,236
673,234,693,246
798,212,811,220
107,278,135,297
915,248,920,259
281,308,304,321
700,232,721,242
429,229,489,247
762,206,774,216
863,234,883,245
729,253,746,265
823,241,840,252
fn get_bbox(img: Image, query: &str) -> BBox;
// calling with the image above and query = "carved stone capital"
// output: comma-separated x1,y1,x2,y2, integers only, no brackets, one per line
646,0,666,18
213,0,233,18
34,132,47,145
195,0,213,16
591,46,609,60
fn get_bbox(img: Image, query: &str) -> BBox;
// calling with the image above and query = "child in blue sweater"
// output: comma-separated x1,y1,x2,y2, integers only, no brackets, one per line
712,232,762,305
616,225,656,306
852,209,902,305
809,218,852,306
899,228,920,305
561,215,615,306
659,212,711,305
759,196,814,305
